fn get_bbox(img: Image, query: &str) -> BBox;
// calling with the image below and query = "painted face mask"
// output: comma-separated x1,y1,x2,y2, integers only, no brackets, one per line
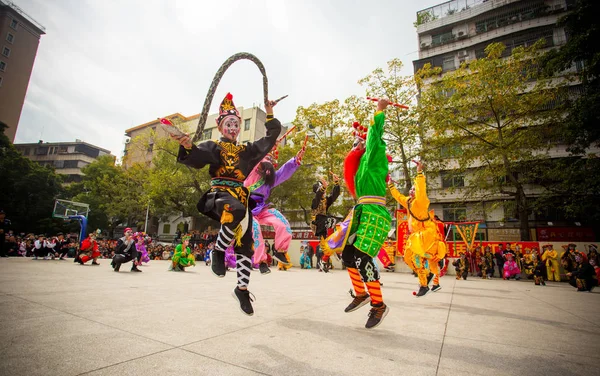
220,116,240,141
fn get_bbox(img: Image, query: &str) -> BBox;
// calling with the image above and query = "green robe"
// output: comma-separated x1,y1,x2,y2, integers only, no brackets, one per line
350,111,392,257
173,244,196,267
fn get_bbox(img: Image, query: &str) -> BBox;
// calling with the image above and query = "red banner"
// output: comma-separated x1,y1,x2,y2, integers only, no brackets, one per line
262,231,318,240
396,209,409,255
536,227,595,242
445,241,540,258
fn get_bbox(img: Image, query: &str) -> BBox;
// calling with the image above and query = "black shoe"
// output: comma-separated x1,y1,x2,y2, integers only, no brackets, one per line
415,286,430,297
131,266,142,272
111,260,115,269
344,293,370,313
232,287,255,316
210,250,226,278
272,251,291,266
365,303,389,329
427,273,434,285
77,259,85,265
431,284,442,292
259,263,271,275
91,261,100,266
114,263,121,272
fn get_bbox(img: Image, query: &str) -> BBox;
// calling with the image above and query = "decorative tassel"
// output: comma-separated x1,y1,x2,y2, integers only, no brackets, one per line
234,224,243,247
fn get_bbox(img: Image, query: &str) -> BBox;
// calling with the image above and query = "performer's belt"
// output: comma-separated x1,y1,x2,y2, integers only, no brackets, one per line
357,196,386,206
211,177,244,188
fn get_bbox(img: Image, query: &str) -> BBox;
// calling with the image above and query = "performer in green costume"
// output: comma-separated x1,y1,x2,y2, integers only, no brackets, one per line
323,99,392,329
170,235,196,271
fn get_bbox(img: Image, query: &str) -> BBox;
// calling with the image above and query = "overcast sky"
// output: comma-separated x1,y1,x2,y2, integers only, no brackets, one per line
13,0,442,158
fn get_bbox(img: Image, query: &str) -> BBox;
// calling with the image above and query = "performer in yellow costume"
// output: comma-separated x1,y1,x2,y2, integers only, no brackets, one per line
541,244,560,282
388,162,447,297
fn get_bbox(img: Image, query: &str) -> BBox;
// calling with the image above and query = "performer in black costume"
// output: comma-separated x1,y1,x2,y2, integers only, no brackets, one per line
112,228,141,272
310,175,340,272
172,93,281,316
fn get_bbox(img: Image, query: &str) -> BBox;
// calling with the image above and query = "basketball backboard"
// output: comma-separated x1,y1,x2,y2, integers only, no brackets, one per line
52,199,90,219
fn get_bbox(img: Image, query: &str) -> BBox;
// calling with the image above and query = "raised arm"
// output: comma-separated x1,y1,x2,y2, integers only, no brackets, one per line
177,141,220,170
273,157,300,187
246,100,283,166
388,182,409,209
326,181,340,209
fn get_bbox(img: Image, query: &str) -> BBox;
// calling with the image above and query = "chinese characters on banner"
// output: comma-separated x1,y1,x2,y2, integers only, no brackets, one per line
536,227,595,242
396,209,409,255
445,241,540,258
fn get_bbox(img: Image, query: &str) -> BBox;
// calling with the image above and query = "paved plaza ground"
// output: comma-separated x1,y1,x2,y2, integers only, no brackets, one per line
0,258,599,376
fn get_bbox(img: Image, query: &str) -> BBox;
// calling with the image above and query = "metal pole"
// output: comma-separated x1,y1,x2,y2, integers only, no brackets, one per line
144,202,149,233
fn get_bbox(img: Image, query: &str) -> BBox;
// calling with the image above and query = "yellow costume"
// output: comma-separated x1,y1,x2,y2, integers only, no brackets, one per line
389,172,447,287
541,246,560,282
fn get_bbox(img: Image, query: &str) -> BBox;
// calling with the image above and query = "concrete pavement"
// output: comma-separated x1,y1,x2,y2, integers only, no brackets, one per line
0,258,599,376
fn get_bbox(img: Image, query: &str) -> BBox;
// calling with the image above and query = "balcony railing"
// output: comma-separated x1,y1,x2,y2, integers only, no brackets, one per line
416,0,488,26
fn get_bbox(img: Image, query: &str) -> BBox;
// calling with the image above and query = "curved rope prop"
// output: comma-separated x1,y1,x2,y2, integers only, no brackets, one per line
192,52,269,144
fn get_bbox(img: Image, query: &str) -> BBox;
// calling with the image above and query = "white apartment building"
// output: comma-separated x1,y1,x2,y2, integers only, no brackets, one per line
412,0,596,242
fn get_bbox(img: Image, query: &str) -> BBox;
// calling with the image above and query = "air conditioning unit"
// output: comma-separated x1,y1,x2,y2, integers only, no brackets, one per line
420,42,431,48
458,50,468,58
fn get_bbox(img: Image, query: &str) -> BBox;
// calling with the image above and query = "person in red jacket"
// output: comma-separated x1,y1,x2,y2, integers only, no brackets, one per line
78,232,100,265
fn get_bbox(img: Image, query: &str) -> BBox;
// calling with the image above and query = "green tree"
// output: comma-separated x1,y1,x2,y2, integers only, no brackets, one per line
69,155,146,237
542,0,600,154
0,122,65,234
289,100,355,219
417,42,565,240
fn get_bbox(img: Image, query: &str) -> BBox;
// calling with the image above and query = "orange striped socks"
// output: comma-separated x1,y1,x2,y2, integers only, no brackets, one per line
433,274,440,285
347,268,366,296
365,281,383,305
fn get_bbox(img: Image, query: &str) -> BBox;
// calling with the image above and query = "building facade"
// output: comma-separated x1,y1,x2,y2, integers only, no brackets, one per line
0,0,45,142
14,140,112,183
123,106,268,168
412,0,596,242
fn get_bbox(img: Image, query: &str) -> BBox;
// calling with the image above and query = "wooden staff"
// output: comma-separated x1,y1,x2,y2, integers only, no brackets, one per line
367,96,409,109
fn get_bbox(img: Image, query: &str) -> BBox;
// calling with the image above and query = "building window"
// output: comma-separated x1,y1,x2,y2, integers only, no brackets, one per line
442,205,467,222
244,118,251,131
163,224,171,233
201,129,212,140
35,147,49,155
6,33,14,44
54,160,65,168
0,61,6,72
441,173,465,188
58,146,68,153
10,19,18,30
147,143,154,152
0,76,3,87
2,47,10,57
22,148,30,156
442,56,455,71
63,160,79,168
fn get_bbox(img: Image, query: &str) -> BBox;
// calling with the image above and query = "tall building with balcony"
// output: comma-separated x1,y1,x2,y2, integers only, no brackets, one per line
0,0,45,142
14,140,112,183
412,0,596,242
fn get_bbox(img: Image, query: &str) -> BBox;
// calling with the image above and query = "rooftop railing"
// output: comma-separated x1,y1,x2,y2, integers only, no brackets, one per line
0,0,46,32
416,0,488,26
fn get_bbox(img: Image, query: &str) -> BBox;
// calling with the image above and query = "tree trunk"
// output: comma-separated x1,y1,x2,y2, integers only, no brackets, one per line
516,188,531,241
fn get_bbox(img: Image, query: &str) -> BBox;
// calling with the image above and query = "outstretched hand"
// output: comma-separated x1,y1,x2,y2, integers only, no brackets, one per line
412,159,424,173
171,133,192,149
330,171,340,183
376,98,391,112
264,99,277,115
296,146,306,165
